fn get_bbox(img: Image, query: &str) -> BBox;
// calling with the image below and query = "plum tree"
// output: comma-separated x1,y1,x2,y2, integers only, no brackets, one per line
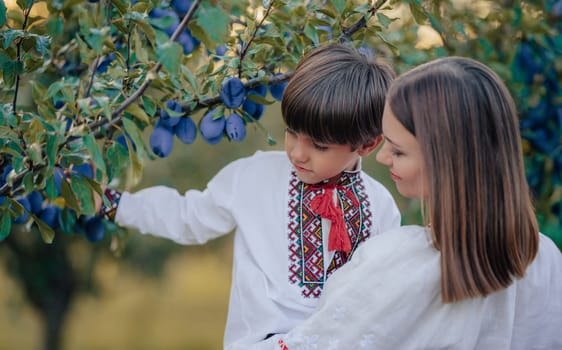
0,0,560,349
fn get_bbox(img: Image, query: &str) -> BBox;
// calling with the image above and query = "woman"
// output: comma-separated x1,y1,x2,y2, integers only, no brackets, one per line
256,56,562,350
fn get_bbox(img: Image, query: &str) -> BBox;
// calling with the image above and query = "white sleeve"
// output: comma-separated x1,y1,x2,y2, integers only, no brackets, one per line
114,158,244,245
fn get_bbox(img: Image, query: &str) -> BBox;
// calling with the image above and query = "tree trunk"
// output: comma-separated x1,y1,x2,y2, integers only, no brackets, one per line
3,232,77,350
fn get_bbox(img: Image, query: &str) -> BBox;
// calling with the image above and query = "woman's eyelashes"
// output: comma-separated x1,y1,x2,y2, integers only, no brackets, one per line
391,148,404,157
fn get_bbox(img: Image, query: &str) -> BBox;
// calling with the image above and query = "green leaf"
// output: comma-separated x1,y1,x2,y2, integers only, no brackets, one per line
246,93,275,105
304,22,319,45
59,208,77,234
142,96,157,117
122,117,146,159
106,141,130,181
46,17,64,37
83,134,106,178
376,13,393,29
70,174,94,215
0,0,6,27
125,103,150,124
2,61,15,87
197,4,230,43
408,0,427,25
2,29,23,49
33,214,55,244
86,28,108,54
330,0,346,14
157,41,182,75
60,178,80,213
0,211,11,241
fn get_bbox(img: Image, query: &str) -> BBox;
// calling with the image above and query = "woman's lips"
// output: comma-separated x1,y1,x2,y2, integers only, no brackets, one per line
390,172,401,181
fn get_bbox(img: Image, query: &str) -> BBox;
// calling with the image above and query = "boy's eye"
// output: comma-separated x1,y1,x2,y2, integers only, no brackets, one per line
313,142,329,151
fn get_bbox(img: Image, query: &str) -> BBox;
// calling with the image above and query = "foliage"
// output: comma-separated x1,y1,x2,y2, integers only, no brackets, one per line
0,1,560,349
0,0,407,247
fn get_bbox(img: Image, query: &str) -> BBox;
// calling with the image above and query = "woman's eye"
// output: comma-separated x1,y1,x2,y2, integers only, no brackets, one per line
391,149,403,157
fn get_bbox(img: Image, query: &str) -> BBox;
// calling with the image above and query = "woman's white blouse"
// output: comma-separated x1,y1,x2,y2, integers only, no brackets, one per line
257,225,562,350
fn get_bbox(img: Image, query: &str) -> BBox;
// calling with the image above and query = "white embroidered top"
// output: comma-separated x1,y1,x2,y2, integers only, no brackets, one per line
114,150,401,349
253,225,562,350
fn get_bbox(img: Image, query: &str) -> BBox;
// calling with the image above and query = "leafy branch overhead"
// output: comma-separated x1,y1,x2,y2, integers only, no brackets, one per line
0,0,560,246
0,0,401,243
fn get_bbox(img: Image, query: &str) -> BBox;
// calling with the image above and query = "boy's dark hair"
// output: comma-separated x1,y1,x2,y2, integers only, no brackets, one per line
281,43,395,149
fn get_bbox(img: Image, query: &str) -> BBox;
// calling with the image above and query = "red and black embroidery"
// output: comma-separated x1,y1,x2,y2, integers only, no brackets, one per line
287,171,372,297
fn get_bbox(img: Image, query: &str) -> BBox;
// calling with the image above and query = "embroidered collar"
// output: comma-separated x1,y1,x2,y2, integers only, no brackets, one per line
311,158,362,188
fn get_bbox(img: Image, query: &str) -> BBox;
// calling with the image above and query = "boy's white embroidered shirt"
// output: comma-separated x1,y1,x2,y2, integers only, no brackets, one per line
114,150,401,349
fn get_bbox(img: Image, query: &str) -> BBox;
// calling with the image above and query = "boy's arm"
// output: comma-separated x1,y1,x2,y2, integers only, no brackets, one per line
97,158,243,245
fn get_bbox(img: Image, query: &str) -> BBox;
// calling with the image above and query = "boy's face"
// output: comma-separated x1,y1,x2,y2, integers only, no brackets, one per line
285,128,372,184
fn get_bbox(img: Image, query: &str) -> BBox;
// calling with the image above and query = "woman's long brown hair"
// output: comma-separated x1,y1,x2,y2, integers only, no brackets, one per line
387,57,539,302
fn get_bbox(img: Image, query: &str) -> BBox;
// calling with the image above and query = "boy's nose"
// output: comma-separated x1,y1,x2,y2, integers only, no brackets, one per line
289,142,308,163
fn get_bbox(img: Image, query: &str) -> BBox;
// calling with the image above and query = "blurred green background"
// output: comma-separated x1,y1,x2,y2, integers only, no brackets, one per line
1,0,560,349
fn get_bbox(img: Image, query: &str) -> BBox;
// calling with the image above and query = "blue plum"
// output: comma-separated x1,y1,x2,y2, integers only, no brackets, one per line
178,31,197,55
96,53,116,74
225,113,246,141
27,191,44,214
73,163,94,179
159,100,183,128
200,109,226,140
269,78,288,101
171,0,193,16
215,45,227,56
39,205,61,229
220,77,246,109
174,117,197,144
150,126,174,158
149,8,180,37
84,216,105,242
242,99,265,120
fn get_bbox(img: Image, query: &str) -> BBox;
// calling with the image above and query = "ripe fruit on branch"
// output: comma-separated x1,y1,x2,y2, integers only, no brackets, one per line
149,8,180,37
28,191,44,214
200,109,226,143
174,117,197,144
84,216,105,242
150,126,174,158
39,205,61,229
72,163,94,180
159,100,183,129
220,77,246,109
171,0,193,16
225,113,246,141
269,79,287,101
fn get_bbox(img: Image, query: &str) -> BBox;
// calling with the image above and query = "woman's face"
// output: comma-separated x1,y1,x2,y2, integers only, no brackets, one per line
376,103,428,199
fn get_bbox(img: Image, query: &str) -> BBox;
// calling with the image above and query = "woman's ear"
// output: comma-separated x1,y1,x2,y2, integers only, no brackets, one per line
357,135,383,156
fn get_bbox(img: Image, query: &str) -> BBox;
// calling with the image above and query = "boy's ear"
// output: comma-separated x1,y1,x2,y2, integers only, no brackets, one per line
357,135,383,156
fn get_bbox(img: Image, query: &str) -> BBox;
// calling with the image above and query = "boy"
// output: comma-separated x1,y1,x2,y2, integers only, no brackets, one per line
102,43,400,349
